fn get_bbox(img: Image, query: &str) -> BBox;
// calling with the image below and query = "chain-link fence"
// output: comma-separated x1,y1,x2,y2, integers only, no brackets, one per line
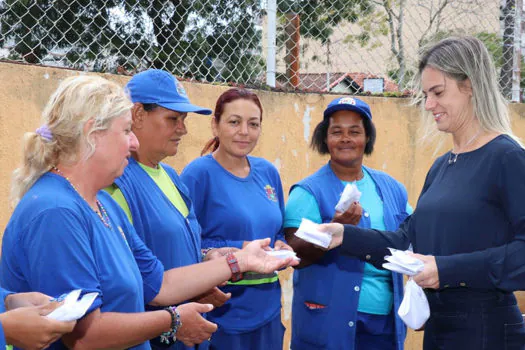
0,0,523,100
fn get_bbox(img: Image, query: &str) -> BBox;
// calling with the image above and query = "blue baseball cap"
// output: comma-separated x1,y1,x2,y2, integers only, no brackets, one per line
323,97,372,120
125,69,212,115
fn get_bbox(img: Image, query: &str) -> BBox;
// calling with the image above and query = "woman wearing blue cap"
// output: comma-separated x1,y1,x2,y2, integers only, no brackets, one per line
180,88,293,350
106,69,232,350
284,96,411,350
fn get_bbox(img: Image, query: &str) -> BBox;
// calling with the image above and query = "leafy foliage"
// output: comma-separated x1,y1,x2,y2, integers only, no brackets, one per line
277,0,374,44
0,0,264,82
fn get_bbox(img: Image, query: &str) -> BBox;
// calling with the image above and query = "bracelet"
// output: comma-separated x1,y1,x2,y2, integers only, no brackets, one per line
201,248,214,261
160,306,182,344
226,252,243,282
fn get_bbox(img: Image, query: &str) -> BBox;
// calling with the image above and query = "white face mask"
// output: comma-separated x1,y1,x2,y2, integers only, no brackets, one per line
397,279,430,330
382,248,430,330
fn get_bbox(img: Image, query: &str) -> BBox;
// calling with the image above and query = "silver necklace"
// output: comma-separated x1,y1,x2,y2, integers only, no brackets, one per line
448,130,482,165
52,166,112,230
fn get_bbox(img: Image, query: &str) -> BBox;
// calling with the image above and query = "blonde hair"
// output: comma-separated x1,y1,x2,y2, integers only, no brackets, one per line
11,75,132,206
412,35,521,148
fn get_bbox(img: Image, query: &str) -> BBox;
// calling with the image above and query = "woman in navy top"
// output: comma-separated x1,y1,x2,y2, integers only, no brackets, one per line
316,36,525,349
0,76,297,350
181,88,293,350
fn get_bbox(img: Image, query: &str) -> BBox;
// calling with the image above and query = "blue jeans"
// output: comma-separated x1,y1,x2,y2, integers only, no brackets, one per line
424,289,525,350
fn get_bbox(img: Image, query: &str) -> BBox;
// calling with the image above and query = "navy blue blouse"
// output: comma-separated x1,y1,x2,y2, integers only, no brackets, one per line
341,135,525,292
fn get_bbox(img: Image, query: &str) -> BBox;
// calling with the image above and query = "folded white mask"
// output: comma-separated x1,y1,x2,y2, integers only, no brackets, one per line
266,249,300,260
47,289,98,322
335,183,362,213
383,248,424,276
294,218,332,248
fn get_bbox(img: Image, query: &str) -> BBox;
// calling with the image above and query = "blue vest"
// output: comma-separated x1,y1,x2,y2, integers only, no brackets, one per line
114,158,202,270
115,159,204,350
290,163,408,350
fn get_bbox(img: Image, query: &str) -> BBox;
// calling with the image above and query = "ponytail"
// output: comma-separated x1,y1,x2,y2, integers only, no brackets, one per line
11,132,58,207
200,136,220,156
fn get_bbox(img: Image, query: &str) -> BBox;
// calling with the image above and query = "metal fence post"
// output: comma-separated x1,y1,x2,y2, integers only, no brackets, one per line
266,0,277,88
512,0,523,102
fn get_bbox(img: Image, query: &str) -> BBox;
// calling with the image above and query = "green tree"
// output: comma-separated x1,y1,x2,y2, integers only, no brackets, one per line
0,0,123,65
276,0,374,44
0,0,264,82
274,0,374,87
345,0,489,90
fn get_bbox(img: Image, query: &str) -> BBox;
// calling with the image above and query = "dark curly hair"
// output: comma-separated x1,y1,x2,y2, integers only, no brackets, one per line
310,113,376,155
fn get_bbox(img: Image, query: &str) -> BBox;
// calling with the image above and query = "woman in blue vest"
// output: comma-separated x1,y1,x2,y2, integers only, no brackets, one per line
180,88,293,350
284,97,411,350
107,69,231,350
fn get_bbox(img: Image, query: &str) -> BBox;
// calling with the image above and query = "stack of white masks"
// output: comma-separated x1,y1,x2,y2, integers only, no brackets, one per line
383,247,424,275
266,249,300,261
47,289,98,322
383,248,430,330
335,183,362,212
294,218,332,249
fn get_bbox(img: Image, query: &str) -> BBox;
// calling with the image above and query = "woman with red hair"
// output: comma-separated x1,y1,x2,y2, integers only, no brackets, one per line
181,88,292,350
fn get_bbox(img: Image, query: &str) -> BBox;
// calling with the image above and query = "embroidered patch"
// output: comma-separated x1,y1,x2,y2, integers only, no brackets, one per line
264,185,278,202
176,81,188,98
338,97,357,105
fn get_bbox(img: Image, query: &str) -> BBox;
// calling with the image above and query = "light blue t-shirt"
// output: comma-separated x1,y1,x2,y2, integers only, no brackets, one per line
285,168,413,315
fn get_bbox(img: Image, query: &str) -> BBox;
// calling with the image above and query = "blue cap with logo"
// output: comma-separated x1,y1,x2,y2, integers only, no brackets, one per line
323,96,372,121
125,69,212,115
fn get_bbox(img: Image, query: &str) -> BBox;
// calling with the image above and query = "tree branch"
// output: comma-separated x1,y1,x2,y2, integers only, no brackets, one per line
418,0,449,47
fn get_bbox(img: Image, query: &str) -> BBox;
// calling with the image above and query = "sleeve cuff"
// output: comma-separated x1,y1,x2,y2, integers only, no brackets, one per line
143,259,165,305
436,251,492,289
283,219,301,229
0,290,14,306
0,321,6,349
341,225,410,265
341,225,387,257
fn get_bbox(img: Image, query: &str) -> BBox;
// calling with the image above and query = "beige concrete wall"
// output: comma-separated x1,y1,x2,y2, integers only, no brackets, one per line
0,62,524,349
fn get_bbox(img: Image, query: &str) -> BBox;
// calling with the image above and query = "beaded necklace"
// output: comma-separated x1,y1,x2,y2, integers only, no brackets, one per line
52,166,112,230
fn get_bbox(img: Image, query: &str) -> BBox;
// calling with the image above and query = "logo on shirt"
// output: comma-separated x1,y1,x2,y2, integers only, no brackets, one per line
264,185,278,202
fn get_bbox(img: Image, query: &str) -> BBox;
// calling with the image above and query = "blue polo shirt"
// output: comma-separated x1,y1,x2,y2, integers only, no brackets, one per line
181,155,284,334
0,173,164,350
